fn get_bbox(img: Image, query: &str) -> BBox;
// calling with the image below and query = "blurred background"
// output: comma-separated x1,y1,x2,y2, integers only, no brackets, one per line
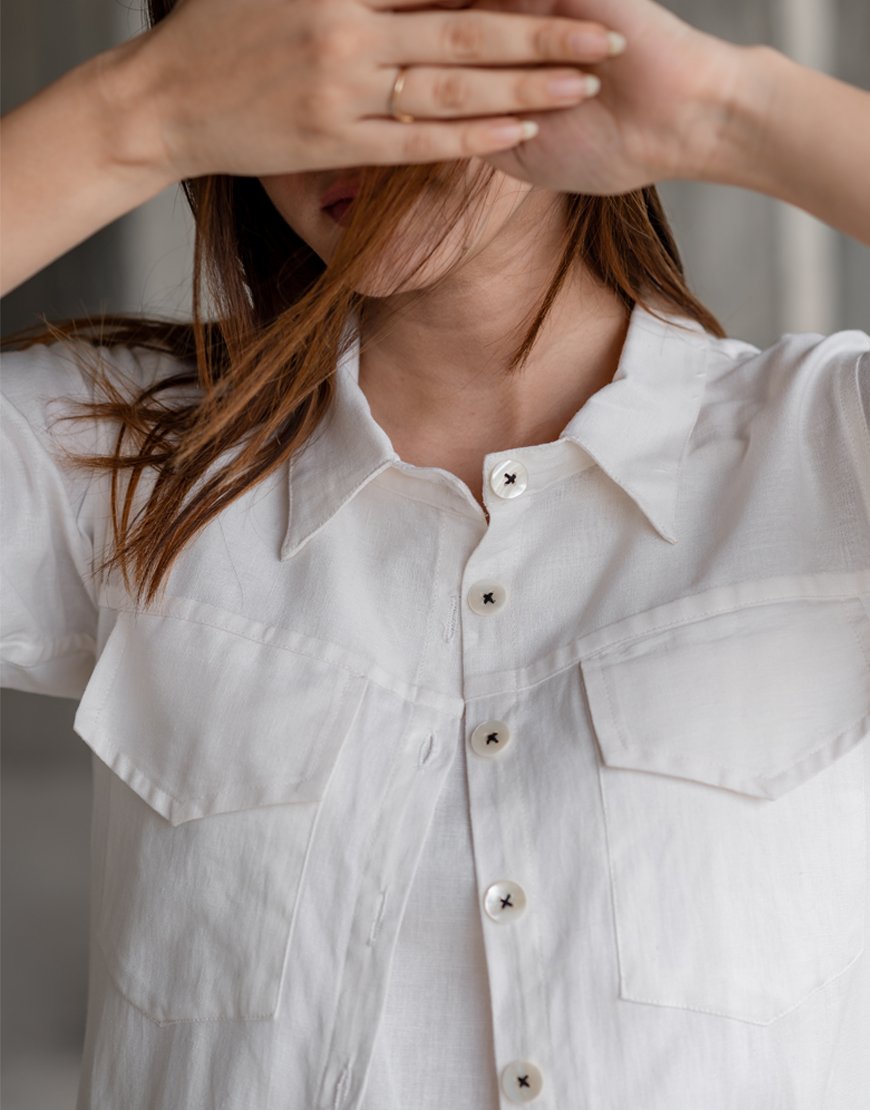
1,0,868,1106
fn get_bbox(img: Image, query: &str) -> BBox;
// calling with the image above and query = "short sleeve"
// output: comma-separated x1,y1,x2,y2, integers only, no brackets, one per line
766,328,870,512
856,345,870,439
1,340,170,700
818,331,870,498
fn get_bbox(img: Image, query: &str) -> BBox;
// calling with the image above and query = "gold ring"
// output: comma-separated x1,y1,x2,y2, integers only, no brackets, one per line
389,66,415,124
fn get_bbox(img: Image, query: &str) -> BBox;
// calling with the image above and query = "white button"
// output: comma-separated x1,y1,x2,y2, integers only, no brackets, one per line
470,720,512,758
467,581,507,615
489,458,528,499
483,879,527,922
501,1060,543,1103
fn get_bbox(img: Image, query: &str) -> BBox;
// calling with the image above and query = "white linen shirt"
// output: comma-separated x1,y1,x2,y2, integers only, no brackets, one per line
2,302,870,1110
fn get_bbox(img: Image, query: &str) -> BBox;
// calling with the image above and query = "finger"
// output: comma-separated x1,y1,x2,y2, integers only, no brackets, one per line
364,63,601,120
367,0,475,8
352,115,541,163
374,9,624,67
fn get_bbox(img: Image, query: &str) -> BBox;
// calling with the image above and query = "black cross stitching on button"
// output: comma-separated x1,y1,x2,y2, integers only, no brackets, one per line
483,592,495,605
486,732,500,745
504,472,517,485
517,1075,531,1089
500,893,514,910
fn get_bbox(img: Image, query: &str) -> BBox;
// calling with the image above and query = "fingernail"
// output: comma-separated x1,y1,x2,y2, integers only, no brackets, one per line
583,74,601,97
549,75,595,98
489,119,539,144
607,31,627,55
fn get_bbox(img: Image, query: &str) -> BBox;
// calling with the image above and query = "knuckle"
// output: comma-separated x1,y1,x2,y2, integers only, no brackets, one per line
457,127,481,158
432,71,469,111
531,22,560,60
306,22,358,67
442,16,484,61
516,73,541,107
402,128,437,162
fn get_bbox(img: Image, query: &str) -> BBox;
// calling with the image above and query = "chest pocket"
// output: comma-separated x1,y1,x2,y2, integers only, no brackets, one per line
74,605,368,1025
581,592,869,1026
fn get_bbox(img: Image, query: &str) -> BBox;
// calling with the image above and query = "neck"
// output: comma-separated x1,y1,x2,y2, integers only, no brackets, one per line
356,262,630,496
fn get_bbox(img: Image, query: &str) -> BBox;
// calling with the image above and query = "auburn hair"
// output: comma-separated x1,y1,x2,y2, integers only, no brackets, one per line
0,0,725,607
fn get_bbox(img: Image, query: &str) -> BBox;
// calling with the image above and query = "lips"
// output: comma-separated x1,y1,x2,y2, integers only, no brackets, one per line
319,177,361,210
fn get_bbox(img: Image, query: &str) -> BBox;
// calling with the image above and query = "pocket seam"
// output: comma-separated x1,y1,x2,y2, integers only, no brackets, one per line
102,600,461,716
94,931,279,1026
584,591,866,665
589,596,870,794
597,760,867,1026
615,938,865,1026
87,738,334,812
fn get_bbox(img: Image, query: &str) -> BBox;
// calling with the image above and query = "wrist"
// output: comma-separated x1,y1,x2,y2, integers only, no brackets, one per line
79,35,181,192
691,41,785,192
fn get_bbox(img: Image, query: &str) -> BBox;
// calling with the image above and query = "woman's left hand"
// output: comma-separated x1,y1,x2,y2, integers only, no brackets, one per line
476,0,746,195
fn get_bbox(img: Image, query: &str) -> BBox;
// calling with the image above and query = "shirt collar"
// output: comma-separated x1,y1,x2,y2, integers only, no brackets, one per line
280,300,709,560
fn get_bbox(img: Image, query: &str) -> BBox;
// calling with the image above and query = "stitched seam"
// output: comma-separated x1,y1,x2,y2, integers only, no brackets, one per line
598,662,631,756
81,620,131,734
595,668,870,790
105,604,459,714
592,600,870,786
93,933,276,1025
83,674,365,812
3,633,96,667
514,726,557,1074
316,719,411,1078
467,581,870,700
596,762,628,1010
443,595,458,644
87,727,353,810
411,513,443,692
620,942,865,1026
288,460,391,550
377,481,483,521
746,709,870,789
583,590,866,662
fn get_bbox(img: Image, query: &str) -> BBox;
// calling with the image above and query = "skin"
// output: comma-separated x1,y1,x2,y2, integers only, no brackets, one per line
9,0,863,510
260,165,629,507
261,0,870,510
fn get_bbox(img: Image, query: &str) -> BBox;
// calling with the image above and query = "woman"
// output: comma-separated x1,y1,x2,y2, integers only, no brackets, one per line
1,0,869,1106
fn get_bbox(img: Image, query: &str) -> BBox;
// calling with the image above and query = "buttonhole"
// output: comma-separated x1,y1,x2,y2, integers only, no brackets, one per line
367,888,388,947
443,595,458,643
418,732,435,766
332,1062,352,1110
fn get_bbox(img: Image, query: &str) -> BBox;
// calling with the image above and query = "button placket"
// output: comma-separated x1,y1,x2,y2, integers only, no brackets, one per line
463,469,546,1099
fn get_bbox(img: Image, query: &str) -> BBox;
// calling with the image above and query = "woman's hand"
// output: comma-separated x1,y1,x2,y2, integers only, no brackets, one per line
119,0,628,181
477,0,743,195
479,0,870,244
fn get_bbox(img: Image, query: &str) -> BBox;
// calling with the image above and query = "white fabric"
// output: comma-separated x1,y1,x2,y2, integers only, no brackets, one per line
2,303,870,1109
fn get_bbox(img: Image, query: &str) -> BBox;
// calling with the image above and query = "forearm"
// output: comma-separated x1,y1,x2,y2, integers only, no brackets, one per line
703,44,870,246
0,39,176,300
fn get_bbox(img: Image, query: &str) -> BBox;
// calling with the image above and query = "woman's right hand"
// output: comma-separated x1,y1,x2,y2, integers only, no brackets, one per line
121,0,622,181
